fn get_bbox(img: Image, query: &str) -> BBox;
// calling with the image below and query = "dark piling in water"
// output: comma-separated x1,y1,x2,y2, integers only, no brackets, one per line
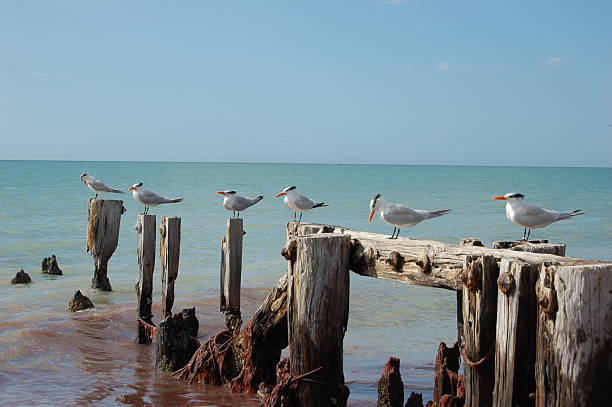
377,357,404,407
68,290,94,312
11,269,32,284
41,255,62,275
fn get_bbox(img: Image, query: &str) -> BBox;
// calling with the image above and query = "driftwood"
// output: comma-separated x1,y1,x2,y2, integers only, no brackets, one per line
135,214,156,344
86,199,124,291
377,357,404,407
160,216,181,318
220,218,243,330
535,264,612,406
287,223,604,291
461,254,499,407
68,290,94,312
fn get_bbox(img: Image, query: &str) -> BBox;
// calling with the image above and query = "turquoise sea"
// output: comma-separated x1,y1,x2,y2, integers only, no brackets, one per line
1,161,611,406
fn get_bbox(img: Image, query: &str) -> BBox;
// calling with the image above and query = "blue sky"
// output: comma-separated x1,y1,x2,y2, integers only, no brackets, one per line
1,0,610,166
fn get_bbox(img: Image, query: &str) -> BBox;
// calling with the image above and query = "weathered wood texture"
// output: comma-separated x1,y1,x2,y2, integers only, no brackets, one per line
461,255,499,407
492,259,538,407
287,222,605,291
288,234,351,407
535,264,612,407
433,341,462,404
160,216,181,318
135,214,156,344
377,357,404,407
156,311,199,372
86,198,124,291
220,218,243,330
493,241,566,256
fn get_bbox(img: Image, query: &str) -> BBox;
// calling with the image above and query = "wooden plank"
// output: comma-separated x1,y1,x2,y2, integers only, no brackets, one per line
288,234,351,407
86,198,124,291
288,222,606,291
535,264,612,407
136,214,156,344
492,258,538,407
220,218,243,330
160,216,181,318
461,254,499,407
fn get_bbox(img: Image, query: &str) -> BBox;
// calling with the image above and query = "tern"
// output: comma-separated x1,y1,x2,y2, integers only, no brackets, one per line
492,192,583,241
369,194,451,239
128,183,183,214
80,173,125,198
274,186,327,222
216,190,264,218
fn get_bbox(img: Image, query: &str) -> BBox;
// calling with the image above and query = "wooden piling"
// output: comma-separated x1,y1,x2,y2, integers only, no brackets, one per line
288,234,351,407
160,216,181,318
135,214,156,344
461,255,499,407
220,218,243,330
377,357,404,407
492,258,538,407
86,198,124,291
535,264,612,406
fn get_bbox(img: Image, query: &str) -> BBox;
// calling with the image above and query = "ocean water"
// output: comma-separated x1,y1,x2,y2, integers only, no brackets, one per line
0,161,610,406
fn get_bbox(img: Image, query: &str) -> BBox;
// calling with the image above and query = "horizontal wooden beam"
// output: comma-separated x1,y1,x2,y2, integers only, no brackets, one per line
287,222,609,291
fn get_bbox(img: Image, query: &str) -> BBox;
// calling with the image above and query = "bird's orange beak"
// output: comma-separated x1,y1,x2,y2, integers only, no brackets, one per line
128,187,135,191
216,191,225,195
492,196,507,200
275,192,286,197
82,181,88,186
369,210,374,223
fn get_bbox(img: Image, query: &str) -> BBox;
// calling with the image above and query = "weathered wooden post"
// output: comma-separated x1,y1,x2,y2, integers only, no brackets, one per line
135,214,156,344
461,255,499,407
535,263,612,407
377,357,404,407
288,234,351,407
220,218,243,330
86,198,125,291
160,216,181,318
492,258,539,407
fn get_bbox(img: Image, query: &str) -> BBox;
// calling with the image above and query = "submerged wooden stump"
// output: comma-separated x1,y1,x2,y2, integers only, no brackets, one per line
493,258,538,407
220,218,243,330
461,254,499,407
160,216,181,318
288,234,351,407
155,310,199,372
135,214,156,344
86,199,124,291
535,264,612,406
377,357,404,407
433,341,462,404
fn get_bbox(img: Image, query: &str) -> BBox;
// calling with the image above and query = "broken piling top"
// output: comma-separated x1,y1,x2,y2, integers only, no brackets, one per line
86,198,125,291
160,216,181,318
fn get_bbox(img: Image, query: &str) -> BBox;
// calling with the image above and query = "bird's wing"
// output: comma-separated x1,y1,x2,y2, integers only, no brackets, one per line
516,204,557,225
293,194,317,210
384,204,426,225
88,179,114,192
139,189,171,204
233,196,253,211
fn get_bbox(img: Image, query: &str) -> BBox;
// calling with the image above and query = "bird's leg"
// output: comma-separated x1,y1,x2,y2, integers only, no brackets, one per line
298,212,303,222
521,228,527,241
526,229,531,241
237,212,240,218
388,227,396,239
95,194,98,199
233,211,236,218
293,212,296,221
396,228,401,239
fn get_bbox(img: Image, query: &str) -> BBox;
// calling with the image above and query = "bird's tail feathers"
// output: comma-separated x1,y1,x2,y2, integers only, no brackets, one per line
167,198,183,203
427,209,451,219
312,202,328,209
558,209,584,220
111,188,126,194
253,195,264,204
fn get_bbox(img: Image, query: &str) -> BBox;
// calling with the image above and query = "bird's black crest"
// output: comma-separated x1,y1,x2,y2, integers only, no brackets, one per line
136,182,143,187
80,173,87,179
287,186,296,191
372,193,381,204
509,193,525,198
227,190,236,194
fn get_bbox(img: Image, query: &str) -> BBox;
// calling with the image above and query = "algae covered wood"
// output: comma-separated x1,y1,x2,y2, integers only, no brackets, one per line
535,264,612,407
220,218,243,330
136,214,156,344
288,234,351,407
492,259,538,407
461,255,499,407
287,222,605,291
86,198,125,291
160,216,181,318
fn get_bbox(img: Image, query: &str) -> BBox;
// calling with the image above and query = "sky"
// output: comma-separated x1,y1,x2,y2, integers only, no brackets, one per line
0,0,611,166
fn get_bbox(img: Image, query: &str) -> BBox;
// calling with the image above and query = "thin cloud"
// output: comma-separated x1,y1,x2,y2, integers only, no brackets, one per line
436,61,451,71
547,57,570,68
